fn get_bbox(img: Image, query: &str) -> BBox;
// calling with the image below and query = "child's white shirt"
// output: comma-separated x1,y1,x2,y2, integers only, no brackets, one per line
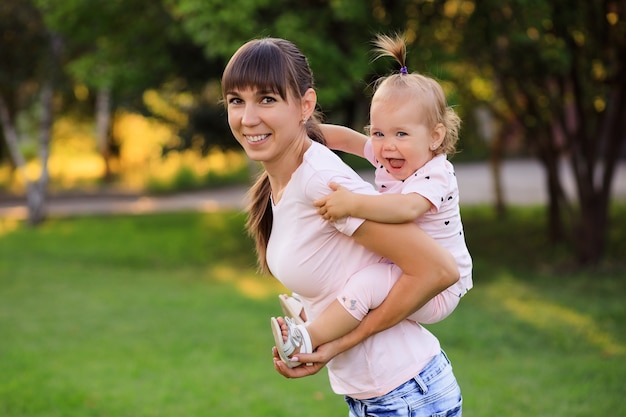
364,140,473,297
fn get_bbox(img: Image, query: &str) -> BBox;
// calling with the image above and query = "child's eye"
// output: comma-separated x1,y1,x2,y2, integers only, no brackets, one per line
371,131,384,138
397,131,408,137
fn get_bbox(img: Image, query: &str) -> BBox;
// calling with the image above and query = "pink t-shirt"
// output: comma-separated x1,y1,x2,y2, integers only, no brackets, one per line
266,141,441,399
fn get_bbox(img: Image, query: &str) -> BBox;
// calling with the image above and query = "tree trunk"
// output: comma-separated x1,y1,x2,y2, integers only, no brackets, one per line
0,96,28,179
574,190,608,265
96,86,113,181
27,79,54,225
474,106,506,217
570,81,625,265
0,80,53,227
0,94,33,195
539,147,569,243
542,154,566,243
489,131,506,218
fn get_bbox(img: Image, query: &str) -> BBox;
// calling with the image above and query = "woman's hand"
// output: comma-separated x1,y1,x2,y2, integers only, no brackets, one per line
272,339,341,378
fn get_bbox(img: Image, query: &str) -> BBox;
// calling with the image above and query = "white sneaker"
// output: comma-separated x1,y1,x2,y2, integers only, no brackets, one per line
270,316,312,368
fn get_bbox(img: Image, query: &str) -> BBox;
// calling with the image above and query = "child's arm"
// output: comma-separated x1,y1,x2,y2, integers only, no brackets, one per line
314,182,432,223
319,124,368,157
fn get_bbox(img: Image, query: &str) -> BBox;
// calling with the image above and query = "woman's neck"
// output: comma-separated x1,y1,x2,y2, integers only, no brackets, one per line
265,137,311,203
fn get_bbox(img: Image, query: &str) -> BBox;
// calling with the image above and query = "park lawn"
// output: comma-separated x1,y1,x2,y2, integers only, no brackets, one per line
0,207,624,417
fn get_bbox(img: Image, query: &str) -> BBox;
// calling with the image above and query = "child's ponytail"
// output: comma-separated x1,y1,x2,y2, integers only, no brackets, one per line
372,33,408,74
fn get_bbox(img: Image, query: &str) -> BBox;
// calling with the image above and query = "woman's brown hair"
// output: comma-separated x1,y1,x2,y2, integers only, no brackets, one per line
221,38,325,273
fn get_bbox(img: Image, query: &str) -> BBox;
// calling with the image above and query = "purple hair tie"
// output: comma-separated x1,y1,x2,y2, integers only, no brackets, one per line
400,66,408,74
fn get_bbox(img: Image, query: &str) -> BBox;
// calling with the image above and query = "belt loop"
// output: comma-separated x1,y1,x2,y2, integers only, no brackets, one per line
412,374,428,395
347,396,368,417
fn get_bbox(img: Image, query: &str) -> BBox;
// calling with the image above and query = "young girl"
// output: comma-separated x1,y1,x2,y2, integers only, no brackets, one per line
272,34,472,370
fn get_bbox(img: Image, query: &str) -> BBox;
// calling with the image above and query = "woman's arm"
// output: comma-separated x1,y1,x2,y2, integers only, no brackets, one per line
340,220,457,342
273,220,458,377
319,124,368,157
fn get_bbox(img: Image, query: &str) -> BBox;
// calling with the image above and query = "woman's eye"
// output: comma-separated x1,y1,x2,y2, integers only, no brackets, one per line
228,97,242,105
261,96,277,104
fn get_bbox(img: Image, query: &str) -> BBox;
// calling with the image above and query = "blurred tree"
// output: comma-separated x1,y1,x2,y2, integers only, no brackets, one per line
454,0,626,264
34,0,198,180
168,0,370,108
5,0,622,264
166,0,476,150
0,0,58,225
166,0,374,146
168,0,625,264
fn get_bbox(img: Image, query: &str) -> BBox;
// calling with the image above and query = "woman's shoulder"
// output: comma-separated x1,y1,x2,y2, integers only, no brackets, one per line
299,141,375,196
303,141,355,176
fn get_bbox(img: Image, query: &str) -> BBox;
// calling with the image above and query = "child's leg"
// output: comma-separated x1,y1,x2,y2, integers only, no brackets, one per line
274,263,465,368
273,263,398,367
304,300,360,348
274,264,467,365
304,263,398,349
359,265,462,325
335,262,463,325
272,299,361,368
311,263,462,330
407,289,460,324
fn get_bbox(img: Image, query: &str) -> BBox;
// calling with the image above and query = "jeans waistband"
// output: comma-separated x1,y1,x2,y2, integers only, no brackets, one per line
415,349,451,386
351,350,451,404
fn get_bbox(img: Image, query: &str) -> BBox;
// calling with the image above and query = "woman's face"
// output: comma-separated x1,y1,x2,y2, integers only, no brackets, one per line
225,86,307,164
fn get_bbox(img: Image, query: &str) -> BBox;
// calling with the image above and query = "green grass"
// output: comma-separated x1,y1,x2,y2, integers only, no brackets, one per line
0,206,625,416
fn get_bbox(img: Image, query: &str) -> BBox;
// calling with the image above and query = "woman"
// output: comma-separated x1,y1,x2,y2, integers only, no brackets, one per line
222,37,462,416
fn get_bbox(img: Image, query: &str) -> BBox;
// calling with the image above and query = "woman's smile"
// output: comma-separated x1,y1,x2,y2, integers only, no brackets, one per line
245,133,271,144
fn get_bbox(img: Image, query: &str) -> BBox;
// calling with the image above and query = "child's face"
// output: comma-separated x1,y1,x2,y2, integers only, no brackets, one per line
369,93,443,181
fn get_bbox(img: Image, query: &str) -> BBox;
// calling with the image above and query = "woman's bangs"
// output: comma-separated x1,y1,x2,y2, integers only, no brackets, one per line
223,42,288,99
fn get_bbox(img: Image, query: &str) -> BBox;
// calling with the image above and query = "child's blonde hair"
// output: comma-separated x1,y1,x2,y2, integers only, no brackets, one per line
371,34,461,155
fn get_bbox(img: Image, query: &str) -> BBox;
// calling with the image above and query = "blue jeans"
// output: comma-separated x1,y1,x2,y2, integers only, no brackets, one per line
345,351,462,417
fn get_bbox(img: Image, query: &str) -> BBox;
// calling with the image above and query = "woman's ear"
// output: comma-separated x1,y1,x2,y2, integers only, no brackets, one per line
301,88,317,121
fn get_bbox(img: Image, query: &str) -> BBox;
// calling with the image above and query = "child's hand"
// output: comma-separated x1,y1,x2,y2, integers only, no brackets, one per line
313,182,354,222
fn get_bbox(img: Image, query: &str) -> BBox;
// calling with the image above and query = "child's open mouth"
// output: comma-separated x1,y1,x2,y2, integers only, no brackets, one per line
388,158,405,169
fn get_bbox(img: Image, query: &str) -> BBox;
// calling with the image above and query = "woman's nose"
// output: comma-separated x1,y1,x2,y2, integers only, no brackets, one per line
241,104,259,126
